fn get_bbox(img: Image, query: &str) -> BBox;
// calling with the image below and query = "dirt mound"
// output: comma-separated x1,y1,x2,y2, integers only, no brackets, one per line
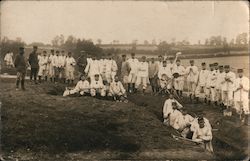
0,82,247,160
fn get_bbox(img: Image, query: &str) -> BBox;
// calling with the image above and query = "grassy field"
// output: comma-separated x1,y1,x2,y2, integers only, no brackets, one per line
0,78,249,160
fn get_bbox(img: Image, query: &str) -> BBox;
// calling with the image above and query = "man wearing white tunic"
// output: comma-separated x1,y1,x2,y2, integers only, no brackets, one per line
63,75,90,96
172,59,186,97
65,52,76,84
234,69,249,120
186,60,199,101
191,117,213,153
158,61,172,92
4,51,14,68
135,56,149,93
221,65,236,109
90,74,105,97
110,56,118,82
206,63,219,104
195,62,209,102
47,50,56,82
84,56,101,82
110,75,127,101
169,102,183,129
163,94,183,124
215,66,225,107
38,51,48,82
127,53,139,93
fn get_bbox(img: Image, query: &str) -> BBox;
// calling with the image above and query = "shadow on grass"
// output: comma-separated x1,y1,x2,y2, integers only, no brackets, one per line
1,109,140,154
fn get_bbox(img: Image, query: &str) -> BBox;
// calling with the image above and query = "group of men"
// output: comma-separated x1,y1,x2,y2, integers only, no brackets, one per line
163,94,213,153
28,46,77,84
12,46,249,116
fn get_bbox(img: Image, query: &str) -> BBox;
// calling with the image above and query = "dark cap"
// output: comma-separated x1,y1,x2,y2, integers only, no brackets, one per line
176,59,181,62
51,49,54,52
201,62,206,66
56,50,60,53
131,52,135,56
219,65,224,68
213,62,218,66
189,60,194,63
122,54,126,57
163,60,167,63
172,102,177,106
209,64,214,67
33,46,38,49
94,74,99,77
224,65,230,68
158,55,162,57
237,69,243,73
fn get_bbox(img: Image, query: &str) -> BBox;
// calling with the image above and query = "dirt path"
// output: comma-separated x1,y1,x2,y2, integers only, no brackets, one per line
0,80,248,160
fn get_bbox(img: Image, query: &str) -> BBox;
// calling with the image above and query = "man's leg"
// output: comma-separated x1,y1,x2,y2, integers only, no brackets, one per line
21,73,25,90
16,72,20,90
34,68,38,84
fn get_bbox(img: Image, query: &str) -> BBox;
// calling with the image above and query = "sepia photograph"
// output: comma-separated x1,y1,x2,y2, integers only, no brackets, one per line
0,0,249,160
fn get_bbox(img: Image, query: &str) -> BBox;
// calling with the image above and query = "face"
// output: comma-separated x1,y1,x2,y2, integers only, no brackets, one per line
34,47,37,52
238,72,243,78
122,56,126,61
163,62,167,67
199,122,205,128
114,76,119,82
176,61,181,66
142,57,146,62
202,65,206,70
151,58,154,63
214,64,219,70
94,75,99,81
80,76,86,80
190,61,194,66
210,66,214,71
219,68,224,73
158,56,163,61
169,94,174,99
225,68,230,73
131,54,135,59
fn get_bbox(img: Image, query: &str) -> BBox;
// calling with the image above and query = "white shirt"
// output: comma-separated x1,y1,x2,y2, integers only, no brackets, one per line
158,66,172,79
138,61,149,77
74,80,90,92
127,58,139,74
85,60,101,76
65,57,76,71
221,71,236,91
90,79,104,89
197,69,209,86
234,76,249,102
110,81,126,95
172,65,186,81
39,56,48,67
163,98,183,118
215,72,225,90
186,65,199,82
169,109,183,129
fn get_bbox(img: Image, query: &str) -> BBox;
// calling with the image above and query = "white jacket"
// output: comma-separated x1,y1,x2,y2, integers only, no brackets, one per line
234,76,249,102
163,98,183,118
138,62,149,77
221,71,236,91
197,69,209,86
186,65,199,83
215,72,226,90
90,79,104,89
158,66,172,79
65,57,76,71
110,81,126,95
172,65,186,81
127,58,139,74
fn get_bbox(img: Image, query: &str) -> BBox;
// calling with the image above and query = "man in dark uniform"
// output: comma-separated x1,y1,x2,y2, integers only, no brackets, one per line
76,50,88,74
28,46,39,84
14,47,27,90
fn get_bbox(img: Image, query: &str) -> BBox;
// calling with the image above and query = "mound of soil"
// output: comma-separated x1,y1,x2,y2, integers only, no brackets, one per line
0,81,248,160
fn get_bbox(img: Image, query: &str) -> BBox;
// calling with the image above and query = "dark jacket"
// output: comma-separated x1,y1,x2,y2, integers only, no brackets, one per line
14,54,27,72
28,51,39,68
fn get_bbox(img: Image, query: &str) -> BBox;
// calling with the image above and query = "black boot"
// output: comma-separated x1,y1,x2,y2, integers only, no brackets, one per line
16,80,20,89
45,76,48,81
128,83,131,93
204,98,207,104
38,76,42,83
21,80,25,90
50,77,53,82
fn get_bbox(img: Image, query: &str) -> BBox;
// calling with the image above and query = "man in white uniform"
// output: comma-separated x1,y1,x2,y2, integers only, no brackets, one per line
135,56,149,93
195,62,209,103
172,59,186,97
63,75,90,96
158,60,172,94
85,56,101,82
38,51,48,83
65,52,76,84
127,53,139,93
47,50,56,82
207,63,219,105
234,69,249,123
90,74,105,97
110,75,127,101
186,60,199,101
4,51,14,68
215,65,225,107
163,94,183,125
221,65,236,109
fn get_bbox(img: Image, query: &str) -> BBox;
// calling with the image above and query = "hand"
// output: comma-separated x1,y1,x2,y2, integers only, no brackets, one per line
240,84,243,88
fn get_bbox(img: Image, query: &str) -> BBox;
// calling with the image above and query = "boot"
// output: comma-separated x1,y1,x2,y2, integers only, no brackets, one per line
204,98,207,104
16,80,20,90
195,97,199,103
50,77,53,82
128,83,131,93
21,80,25,90
45,76,48,82
38,76,42,83
132,83,135,93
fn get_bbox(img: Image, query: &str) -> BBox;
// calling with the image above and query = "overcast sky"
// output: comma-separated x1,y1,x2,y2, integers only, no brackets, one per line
1,1,249,44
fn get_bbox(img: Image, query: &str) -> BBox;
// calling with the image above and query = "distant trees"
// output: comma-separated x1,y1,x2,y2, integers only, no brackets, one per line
235,32,248,45
0,36,26,60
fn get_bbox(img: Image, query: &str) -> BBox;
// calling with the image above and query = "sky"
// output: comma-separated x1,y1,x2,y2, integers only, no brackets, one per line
0,1,249,44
